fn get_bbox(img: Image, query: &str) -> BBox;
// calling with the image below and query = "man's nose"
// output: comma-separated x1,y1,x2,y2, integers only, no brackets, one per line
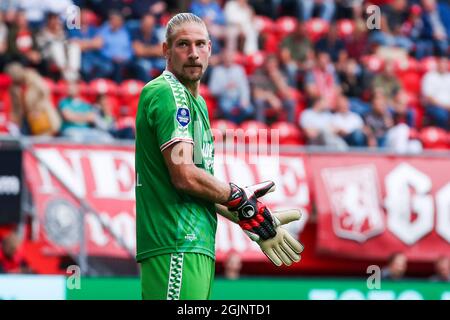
188,44,199,60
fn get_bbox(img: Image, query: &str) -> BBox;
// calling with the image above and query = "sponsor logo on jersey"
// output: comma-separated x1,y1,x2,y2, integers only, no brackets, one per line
176,107,191,127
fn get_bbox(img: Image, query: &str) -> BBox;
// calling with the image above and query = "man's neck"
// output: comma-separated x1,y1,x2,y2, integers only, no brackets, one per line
166,69,200,97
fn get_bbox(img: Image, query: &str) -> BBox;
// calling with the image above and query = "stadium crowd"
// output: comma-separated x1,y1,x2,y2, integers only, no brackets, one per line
0,0,449,148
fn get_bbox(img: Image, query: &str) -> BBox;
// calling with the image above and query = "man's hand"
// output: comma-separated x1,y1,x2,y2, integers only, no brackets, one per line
258,209,304,266
223,181,277,241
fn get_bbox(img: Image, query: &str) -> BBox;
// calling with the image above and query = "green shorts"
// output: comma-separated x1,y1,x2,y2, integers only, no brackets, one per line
140,252,215,300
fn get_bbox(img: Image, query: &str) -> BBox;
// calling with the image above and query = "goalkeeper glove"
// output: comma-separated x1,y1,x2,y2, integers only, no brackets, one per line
223,181,277,241
257,209,304,267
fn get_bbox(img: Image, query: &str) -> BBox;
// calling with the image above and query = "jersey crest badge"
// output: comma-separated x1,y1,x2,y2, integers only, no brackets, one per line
176,107,191,127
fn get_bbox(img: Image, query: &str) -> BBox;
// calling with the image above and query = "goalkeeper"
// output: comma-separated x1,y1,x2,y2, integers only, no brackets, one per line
135,13,303,300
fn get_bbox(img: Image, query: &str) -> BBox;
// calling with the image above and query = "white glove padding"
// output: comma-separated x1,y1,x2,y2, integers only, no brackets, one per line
257,209,304,267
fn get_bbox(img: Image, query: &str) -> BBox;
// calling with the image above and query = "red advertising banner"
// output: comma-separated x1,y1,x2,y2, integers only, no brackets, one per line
25,143,450,263
311,153,450,261
24,143,311,262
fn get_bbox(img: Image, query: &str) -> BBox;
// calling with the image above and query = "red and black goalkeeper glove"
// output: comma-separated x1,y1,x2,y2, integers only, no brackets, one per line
223,181,277,241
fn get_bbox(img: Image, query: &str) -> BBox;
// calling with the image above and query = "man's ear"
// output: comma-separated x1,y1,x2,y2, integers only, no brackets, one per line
163,42,170,60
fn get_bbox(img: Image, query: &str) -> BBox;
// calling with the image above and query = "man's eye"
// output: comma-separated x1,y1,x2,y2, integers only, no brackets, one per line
178,43,188,47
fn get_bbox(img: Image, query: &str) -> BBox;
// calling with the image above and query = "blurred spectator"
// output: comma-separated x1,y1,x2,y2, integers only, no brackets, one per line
37,12,81,81
331,95,367,147
93,94,135,140
68,8,112,81
421,56,450,130
248,0,282,20
315,23,346,64
381,252,408,280
386,91,422,153
279,21,314,87
296,0,336,22
59,82,113,142
224,0,259,55
338,58,372,116
97,10,132,82
300,97,347,149
418,0,448,57
390,90,416,128
430,256,450,282
364,91,394,148
130,14,164,82
344,19,369,60
190,0,227,56
5,62,61,136
370,0,414,52
371,60,402,102
129,0,168,20
251,55,296,123
6,10,43,70
0,231,32,274
224,251,242,280
208,50,253,124
305,51,340,111
0,12,7,70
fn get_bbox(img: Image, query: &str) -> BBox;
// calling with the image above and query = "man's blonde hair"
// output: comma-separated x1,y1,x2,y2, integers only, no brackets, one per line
165,13,209,47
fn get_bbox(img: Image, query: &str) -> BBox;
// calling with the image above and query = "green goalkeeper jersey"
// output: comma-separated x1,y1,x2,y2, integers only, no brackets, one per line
135,71,217,263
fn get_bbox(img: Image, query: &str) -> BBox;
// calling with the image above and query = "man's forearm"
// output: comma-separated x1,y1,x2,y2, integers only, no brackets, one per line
215,203,238,223
173,164,230,204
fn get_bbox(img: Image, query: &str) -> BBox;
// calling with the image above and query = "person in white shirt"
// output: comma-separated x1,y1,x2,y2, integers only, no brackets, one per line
208,50,253,123
331,95,367,147
300,97,347,149
224,0,259,54
422,56,450,130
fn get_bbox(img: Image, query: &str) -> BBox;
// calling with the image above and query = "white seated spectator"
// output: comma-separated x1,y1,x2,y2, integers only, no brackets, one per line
37,12,81,81
224,0,259,54
208,50,253,124
300,97,347,149
331,95,366,147
421,56,450,130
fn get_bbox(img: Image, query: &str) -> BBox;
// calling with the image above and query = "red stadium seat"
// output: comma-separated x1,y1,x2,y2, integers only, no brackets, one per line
239,120,269,145
419,127,449,149
420,56,438,73
304,18,329,42
119,80,145,117
210,119,238,142
120,79,145,97
255,15,276,33
271,121,303,145
398,71,421,93
337,19,355,38
275,16,298,38
90,78,118,95
394,57,419,73
199,84,218,118
361,55,384,73
243,51,266,75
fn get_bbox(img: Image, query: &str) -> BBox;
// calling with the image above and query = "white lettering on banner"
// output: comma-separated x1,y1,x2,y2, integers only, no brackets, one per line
85,212,135,251
436,183,450,243
35,148,136,200
322,164,384,242
88,151,135,200
0,176,20,195
309,289,424,300
385,163,434,245
36,149,86,197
